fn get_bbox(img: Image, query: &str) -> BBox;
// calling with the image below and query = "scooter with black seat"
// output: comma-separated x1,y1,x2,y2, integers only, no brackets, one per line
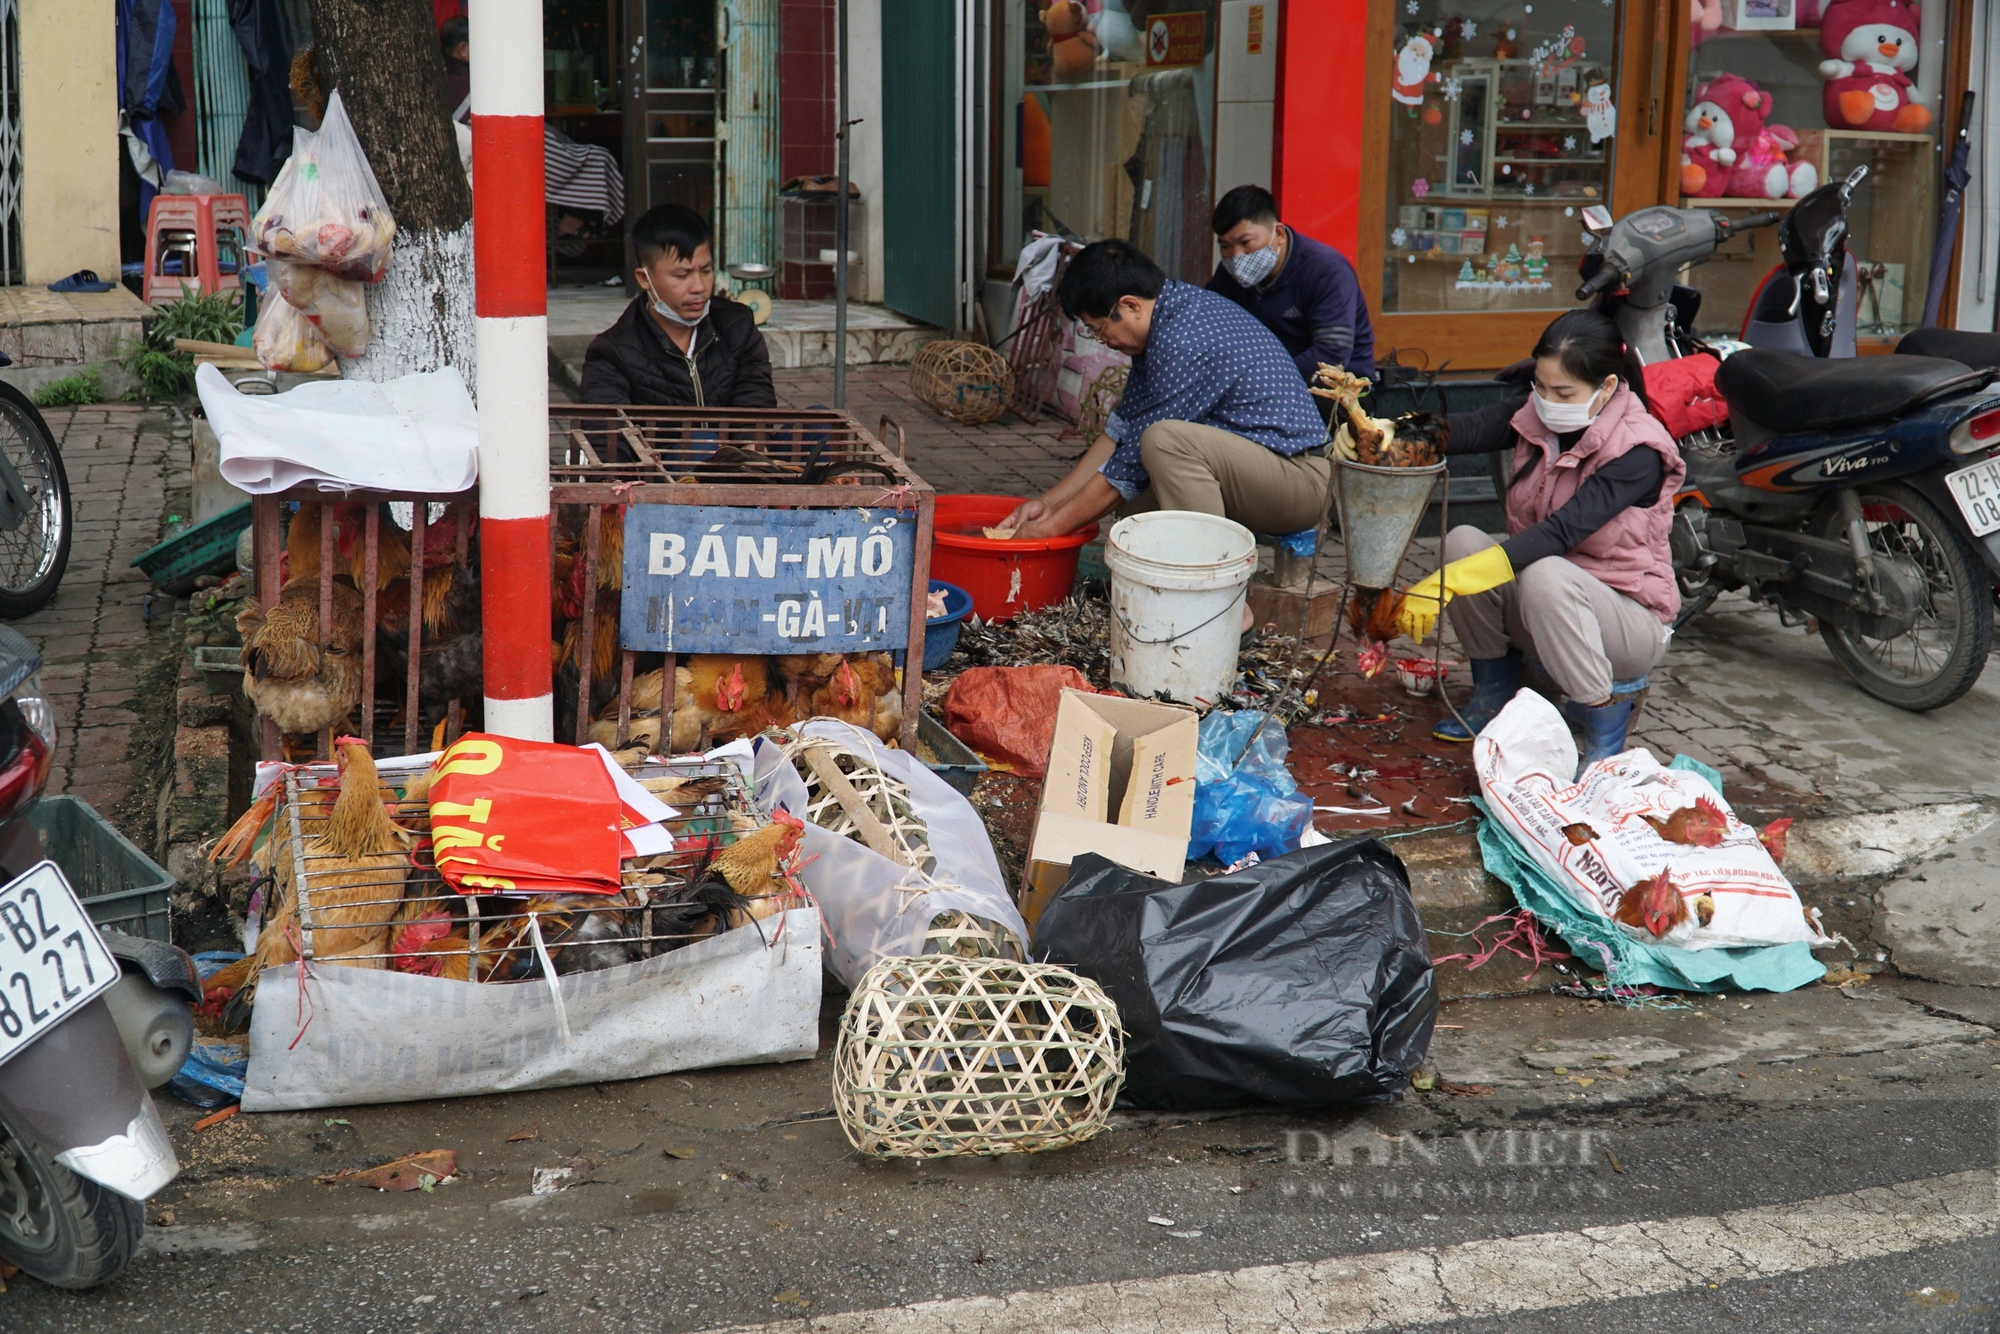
1576,166,2000,711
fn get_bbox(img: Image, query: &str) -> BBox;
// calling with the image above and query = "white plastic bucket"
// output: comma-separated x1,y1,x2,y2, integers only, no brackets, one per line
1105,511,1258,705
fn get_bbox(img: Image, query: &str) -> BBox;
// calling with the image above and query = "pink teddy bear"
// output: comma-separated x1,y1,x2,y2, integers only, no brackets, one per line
1683,74,1818,201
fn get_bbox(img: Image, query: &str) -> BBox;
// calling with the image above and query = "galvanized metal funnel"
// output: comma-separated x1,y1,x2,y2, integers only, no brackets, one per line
1332,458,1445,589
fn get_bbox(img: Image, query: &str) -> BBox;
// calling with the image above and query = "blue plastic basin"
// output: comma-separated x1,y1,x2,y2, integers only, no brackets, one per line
923,579,974,671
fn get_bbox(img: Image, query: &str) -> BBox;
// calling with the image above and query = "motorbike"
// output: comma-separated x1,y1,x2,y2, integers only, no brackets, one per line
0,624,199,1288
1577,168,2000,711
0,352,70,619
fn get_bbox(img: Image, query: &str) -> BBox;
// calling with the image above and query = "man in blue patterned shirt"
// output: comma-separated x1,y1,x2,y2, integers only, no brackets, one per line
1000,240,1330,543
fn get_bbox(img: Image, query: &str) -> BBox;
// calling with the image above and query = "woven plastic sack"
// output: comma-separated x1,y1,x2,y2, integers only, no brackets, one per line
752,719,1028,989
268,257,368,357
251,292,334,373
941,664,1095,776
249,91,398,282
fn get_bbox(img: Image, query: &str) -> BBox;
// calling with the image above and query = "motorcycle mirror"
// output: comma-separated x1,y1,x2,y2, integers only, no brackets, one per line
1839,164,1869,199
1581,205,1614,233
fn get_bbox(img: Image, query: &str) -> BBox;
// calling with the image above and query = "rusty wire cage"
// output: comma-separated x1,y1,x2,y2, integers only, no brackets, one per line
273,754,791,981
248,405,927,762
546,404,930,751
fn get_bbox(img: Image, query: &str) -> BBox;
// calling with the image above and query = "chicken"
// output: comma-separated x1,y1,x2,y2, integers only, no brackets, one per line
475,892,639,981
1346,586,1407,647
870,685,903,743
802,655,895,730
376,554,484,736
1759,817,1792,864
709,808,807,912
237,573,367,741
1612,867,1690,939
636,774,730,806
1644,795,1730,848
681,654,794,743
1561,822,1599,847
215,740,417,1027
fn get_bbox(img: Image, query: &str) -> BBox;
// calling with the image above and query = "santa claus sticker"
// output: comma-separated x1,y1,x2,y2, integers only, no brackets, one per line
1392,32,1438,108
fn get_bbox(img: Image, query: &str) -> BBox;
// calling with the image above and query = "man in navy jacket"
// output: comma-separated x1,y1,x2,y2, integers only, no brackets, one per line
1206,185,1376,383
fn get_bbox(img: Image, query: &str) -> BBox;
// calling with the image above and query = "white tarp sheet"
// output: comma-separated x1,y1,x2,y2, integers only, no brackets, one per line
196,362,480,496
240,907,820,1111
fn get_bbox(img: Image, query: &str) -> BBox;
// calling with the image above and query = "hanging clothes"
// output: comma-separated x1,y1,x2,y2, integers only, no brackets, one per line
228,0,294,185
118,0,186,216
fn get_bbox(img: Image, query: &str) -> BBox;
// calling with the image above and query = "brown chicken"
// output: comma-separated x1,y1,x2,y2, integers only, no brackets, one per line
210,740,417,1028
1345,586,1407,645
238,573,368,741
1645,795,1730,848
709,808,808,918
1612,868,1690,939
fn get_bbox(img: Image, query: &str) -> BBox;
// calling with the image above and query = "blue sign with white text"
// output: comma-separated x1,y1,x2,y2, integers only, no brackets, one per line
620,504,915,654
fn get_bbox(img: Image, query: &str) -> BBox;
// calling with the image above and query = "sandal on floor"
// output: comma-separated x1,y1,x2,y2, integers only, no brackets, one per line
48,270,114,293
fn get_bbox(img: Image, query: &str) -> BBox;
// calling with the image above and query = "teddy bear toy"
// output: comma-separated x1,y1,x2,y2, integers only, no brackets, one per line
1681,74,1818,200
1818,0,1931,133
1039,0,1102,81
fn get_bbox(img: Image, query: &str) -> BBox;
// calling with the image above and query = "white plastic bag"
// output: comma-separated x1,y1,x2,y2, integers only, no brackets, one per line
268,257,368,357
249,91,398,282
752,720,1029,988
251,291,334,373
1475,691,1829,951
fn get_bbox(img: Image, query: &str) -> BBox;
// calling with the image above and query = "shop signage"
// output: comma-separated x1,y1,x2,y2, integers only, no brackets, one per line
1144,12,1205,67
620,504,915,654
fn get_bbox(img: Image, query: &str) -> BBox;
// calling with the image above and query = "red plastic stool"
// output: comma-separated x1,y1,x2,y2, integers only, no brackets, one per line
143,194,250,305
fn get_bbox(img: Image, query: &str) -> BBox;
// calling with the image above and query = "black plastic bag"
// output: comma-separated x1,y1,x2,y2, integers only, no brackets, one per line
1032,840,1437,1110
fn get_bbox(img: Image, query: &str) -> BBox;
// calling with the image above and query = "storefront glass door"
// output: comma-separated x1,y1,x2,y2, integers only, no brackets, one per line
1379,3,1624,318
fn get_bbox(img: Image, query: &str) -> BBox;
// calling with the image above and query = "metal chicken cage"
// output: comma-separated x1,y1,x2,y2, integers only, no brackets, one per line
277,754,781,979
247,405,925,762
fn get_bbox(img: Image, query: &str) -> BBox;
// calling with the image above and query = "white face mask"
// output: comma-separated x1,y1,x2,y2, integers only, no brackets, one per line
1532,382,1611,433
1226,241,1280,287
640,275,709,329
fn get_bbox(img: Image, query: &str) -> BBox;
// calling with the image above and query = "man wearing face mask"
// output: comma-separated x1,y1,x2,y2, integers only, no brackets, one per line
1207,185,1375,383
579,204,776,409
1361,311,1683,772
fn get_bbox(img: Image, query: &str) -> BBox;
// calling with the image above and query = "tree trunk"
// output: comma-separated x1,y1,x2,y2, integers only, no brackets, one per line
308,0,476,382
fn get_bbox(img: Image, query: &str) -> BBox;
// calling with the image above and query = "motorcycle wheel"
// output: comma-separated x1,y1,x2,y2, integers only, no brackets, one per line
0,1110,143,1289
1816,481,1993,711
0,382,70,619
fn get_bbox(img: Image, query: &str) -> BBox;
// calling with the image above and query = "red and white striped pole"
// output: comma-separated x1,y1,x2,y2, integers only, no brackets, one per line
469,0,554,741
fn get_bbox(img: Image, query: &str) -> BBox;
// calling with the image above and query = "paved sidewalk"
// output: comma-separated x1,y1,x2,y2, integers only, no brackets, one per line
16,405,181,830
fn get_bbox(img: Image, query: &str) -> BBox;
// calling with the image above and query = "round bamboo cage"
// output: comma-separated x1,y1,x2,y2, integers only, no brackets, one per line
1077,365,1127,441
833,955,1124,1158
910,340,1014,426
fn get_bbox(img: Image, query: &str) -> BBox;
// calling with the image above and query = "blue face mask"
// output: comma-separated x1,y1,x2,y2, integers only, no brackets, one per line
1226,242,1280,287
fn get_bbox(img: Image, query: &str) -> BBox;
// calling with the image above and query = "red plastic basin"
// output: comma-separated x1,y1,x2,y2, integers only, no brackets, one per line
930,494,1098,623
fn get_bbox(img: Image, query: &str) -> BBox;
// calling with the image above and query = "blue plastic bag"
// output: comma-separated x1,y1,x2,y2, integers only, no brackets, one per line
1187,710,1313,865
168,951,250,1108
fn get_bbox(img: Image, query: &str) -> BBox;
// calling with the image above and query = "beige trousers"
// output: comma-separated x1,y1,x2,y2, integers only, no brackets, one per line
1123,420,1332,535
1443,526,1669,704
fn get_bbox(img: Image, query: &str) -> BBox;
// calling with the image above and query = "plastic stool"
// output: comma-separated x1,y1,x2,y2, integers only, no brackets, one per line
143,194,250,305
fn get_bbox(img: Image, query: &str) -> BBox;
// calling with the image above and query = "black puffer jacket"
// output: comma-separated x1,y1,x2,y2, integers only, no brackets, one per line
578,296,777,408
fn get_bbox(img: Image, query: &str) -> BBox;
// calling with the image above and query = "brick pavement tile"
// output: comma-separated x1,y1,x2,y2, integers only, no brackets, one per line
79,705,140,728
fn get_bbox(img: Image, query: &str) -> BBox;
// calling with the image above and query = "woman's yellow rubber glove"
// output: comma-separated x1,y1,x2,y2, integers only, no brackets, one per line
1394,545,1515,643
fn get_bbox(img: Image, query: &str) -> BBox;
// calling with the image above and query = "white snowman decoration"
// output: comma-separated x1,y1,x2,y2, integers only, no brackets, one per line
1584,83,1617,143
1682,97,1738,168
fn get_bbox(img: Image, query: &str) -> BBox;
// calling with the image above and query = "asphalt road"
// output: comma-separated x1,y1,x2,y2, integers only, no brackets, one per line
8,1006,1997,1334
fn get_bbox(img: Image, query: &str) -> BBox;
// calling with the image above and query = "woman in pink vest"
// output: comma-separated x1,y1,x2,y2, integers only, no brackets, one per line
1387,311,1685,772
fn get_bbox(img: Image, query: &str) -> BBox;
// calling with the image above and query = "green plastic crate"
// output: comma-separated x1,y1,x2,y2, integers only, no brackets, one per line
130,502,252,596
29,796,174,942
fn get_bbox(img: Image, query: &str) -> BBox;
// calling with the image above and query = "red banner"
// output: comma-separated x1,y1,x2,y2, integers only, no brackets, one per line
428,734,624,896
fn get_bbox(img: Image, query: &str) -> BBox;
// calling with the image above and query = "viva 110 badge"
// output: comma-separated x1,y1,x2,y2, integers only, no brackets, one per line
620,505,915,654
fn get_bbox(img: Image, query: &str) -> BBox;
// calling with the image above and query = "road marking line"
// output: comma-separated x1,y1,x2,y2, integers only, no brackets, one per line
716,1169,1997,1333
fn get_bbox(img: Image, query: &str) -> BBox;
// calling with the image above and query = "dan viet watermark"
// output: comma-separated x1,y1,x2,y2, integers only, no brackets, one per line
1263,1126,1622,1212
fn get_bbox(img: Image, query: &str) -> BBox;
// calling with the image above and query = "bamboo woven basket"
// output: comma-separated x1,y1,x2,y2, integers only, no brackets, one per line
833,955,1123,1158
911,340,1014,426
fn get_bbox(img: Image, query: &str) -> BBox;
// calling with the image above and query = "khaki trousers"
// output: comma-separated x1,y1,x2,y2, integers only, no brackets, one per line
1123,420,1331,535
1443,526,1669,704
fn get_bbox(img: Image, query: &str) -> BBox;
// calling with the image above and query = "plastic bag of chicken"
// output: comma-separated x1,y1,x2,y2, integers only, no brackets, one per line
251,290,335,373
1475,690,1829,952
248,90,398,282
267,257,368,357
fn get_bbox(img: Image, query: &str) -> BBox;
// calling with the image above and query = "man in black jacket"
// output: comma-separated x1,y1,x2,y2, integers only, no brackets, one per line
579,205,777,408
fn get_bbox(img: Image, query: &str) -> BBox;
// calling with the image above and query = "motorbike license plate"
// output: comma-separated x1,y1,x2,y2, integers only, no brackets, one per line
0,862,118,1070
1946,456,2000,537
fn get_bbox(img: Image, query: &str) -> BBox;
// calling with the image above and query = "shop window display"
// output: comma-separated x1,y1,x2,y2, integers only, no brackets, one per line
999,1,1222,283
1379,2,1620,315
1681,0,1949,339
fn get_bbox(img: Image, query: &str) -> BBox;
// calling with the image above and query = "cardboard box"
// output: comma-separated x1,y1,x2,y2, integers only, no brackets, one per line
1022,690,1198,925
